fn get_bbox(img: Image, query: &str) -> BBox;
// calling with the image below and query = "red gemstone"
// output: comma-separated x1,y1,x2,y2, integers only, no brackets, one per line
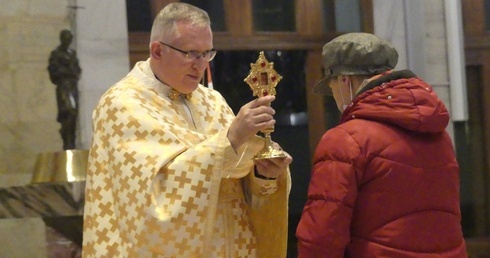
271,75,276,81
252,77,257,83
263,90,268,96
261,62,266,67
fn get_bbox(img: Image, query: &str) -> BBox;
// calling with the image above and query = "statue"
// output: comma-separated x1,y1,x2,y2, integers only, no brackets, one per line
48,29,81,150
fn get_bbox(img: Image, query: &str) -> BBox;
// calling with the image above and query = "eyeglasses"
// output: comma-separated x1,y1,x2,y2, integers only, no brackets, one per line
159,41,217,62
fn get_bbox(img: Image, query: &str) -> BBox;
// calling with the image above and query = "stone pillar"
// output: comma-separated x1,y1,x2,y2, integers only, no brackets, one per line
373,0,455,138
75,0,130,149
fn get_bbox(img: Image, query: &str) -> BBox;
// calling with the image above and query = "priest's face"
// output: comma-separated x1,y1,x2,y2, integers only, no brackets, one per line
153,21,213,94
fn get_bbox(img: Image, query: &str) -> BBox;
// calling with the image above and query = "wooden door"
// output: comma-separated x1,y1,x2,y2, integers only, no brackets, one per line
461,0,490,256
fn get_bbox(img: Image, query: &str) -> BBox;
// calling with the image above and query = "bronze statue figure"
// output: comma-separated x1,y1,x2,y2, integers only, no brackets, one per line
48,29,81,150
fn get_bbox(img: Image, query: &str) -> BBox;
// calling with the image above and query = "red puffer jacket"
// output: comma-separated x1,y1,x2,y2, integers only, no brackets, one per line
296,70,467,257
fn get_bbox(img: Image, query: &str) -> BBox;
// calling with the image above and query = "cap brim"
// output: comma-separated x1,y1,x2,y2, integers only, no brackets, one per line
312,75,333,95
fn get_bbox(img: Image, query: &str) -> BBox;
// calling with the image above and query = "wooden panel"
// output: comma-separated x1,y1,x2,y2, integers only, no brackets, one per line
128,32,150,67
462,0,490,242
304,50,325,158
223,0,252,35
482,50,490,233
213,32,330,50
360,0,374,33
462,0,486,35
464,64,488,236
296,0,326,160
296,0,325,34
128,31,332,66
465,35,490,50
463,50,490,238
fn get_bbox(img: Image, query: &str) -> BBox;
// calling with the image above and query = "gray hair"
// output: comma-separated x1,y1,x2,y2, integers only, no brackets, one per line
150,3,211,42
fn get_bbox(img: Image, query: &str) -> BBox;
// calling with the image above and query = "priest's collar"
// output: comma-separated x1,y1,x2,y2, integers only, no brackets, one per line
168,88,192,100
153,73,192,100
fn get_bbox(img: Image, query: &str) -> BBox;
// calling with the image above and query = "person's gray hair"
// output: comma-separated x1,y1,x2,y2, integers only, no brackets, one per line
150,3,210,42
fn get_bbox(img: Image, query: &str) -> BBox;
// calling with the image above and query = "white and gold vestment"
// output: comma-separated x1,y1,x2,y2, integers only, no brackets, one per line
82,59,290,257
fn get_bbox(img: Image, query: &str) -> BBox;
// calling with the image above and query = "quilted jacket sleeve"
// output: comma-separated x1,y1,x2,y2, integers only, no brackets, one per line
296,126,363,258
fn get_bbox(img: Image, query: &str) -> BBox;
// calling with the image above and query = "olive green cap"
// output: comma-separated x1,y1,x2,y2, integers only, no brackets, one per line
313,32,398,95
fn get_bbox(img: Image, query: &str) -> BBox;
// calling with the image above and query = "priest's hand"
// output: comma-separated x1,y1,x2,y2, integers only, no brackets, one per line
227,95,276,151
254,144,292,179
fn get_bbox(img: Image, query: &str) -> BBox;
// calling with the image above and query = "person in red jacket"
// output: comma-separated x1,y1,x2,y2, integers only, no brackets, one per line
296,32,467,257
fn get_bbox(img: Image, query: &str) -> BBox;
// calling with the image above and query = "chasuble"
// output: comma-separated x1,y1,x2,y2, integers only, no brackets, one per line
82,59,290,257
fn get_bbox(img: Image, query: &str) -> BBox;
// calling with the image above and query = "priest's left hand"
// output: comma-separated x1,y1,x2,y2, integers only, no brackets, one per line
254,144,292,179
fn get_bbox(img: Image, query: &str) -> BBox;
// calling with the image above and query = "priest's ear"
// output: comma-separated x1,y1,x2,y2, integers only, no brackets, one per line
150,41,163,59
